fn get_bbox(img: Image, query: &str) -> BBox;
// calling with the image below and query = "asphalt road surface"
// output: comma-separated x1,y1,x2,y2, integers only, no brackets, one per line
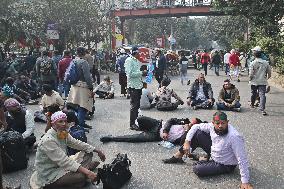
3,68,284,189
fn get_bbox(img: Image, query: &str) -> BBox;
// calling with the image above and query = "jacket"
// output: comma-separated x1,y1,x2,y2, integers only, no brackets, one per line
218,84,240,105
188,80,213,100
249,58,271,86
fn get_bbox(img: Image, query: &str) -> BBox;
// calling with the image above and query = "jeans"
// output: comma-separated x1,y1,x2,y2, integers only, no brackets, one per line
225,64,229,75
95,91,114,99
214,64,220,76
216,101,241,110
101,116,161,143
251,85,266,111
155,71,164,87
202,63,208,76
78,107,87,127
64,82,71,98
178,130,236,177
119,73,127,95
92,68,100,85
191,99,214,109
129,88,142,126
180,70,188,85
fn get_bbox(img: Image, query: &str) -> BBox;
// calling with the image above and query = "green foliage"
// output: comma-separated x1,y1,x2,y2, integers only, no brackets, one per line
213,0,284,37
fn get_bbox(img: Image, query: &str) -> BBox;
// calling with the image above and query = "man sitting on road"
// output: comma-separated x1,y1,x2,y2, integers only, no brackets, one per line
100,116,202,144
94,75,115,99
216,79,241,112
30,111,106,189
34,84,65,123
155,77,184,111
4,98,36,149
162,111,253,189
187,73,214,110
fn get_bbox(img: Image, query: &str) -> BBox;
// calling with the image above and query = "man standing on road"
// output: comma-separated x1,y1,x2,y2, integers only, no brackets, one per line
36,50,57,90
163,111,253,189
125,46,145,130
229,49,240,82
200,49,211,76
58,50,72,98
249,48,271,116
155,48,167,87
66,47,93,129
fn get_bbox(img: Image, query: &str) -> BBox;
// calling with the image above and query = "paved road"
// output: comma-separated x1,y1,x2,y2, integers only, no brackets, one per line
3,68,284,189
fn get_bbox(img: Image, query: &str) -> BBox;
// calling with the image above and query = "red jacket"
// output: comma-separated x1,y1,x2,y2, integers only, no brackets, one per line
200,53,211,64
58,57,72,82
229,53,240,66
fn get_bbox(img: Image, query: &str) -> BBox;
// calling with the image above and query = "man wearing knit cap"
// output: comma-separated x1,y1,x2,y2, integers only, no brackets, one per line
30,111,106,189
163,111,253,189
4,98,36,149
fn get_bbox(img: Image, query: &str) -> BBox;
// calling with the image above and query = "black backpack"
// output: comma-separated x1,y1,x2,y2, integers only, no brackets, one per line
0,131,28,173
67,125,87,156
97,153,132,189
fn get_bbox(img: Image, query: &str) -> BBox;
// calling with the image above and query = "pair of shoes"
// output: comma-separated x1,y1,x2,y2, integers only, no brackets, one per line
187,80,191,85
82,123,92,129
162,156,185,164
130,124,140,131
100,135,113,143
262,111,268,116
237,79,240,82
192,106,197,110
126,95,130,99
233,107,241,112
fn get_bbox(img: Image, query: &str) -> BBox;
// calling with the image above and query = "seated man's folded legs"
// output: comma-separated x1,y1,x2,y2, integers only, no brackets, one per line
193,160,236,177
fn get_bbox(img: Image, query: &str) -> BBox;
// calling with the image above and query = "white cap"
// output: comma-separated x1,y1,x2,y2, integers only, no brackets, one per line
251,46,262,52
51,111,67,123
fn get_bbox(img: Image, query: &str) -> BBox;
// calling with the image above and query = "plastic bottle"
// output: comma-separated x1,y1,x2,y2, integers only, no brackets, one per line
158,141,175,149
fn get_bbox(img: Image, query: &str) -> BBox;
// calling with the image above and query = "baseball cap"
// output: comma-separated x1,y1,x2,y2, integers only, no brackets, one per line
251,46,262,52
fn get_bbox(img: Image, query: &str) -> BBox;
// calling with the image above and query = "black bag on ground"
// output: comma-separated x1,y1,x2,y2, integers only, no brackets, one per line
0,131,28,173
97,153,132,189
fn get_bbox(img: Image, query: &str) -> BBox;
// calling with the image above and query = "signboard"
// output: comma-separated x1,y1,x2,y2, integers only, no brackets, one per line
137,47,151,64
47,23,59,39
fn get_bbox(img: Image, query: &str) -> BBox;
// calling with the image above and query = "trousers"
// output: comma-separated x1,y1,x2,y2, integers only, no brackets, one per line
129,88,142,126
43,153,93,189
179,130,236,177
251,85,266,111
103,116,161,143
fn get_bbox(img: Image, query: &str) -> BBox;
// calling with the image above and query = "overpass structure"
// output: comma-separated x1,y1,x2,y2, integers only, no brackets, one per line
109,0,226,48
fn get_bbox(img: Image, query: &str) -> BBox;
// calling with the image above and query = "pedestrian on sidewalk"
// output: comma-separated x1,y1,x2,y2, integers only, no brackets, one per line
200,50,211,76
229,49,240,82
179,52,188,85
249,47,271,116
211,51,222,76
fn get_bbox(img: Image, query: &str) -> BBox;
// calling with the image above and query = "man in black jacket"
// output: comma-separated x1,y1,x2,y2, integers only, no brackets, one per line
187,73,215,110
155,49,167,87
100,116,202,145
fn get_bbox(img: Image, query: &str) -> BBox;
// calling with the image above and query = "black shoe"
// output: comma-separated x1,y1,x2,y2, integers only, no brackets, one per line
237,79,240,82
100,136,113,143
85,114,92,120
262,111,268,116
82,123,92,129
187,80,191,85
130,124,140,131
162,156,184,164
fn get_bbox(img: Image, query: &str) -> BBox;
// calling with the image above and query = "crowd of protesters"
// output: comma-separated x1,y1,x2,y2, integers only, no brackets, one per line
0,44,272,189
